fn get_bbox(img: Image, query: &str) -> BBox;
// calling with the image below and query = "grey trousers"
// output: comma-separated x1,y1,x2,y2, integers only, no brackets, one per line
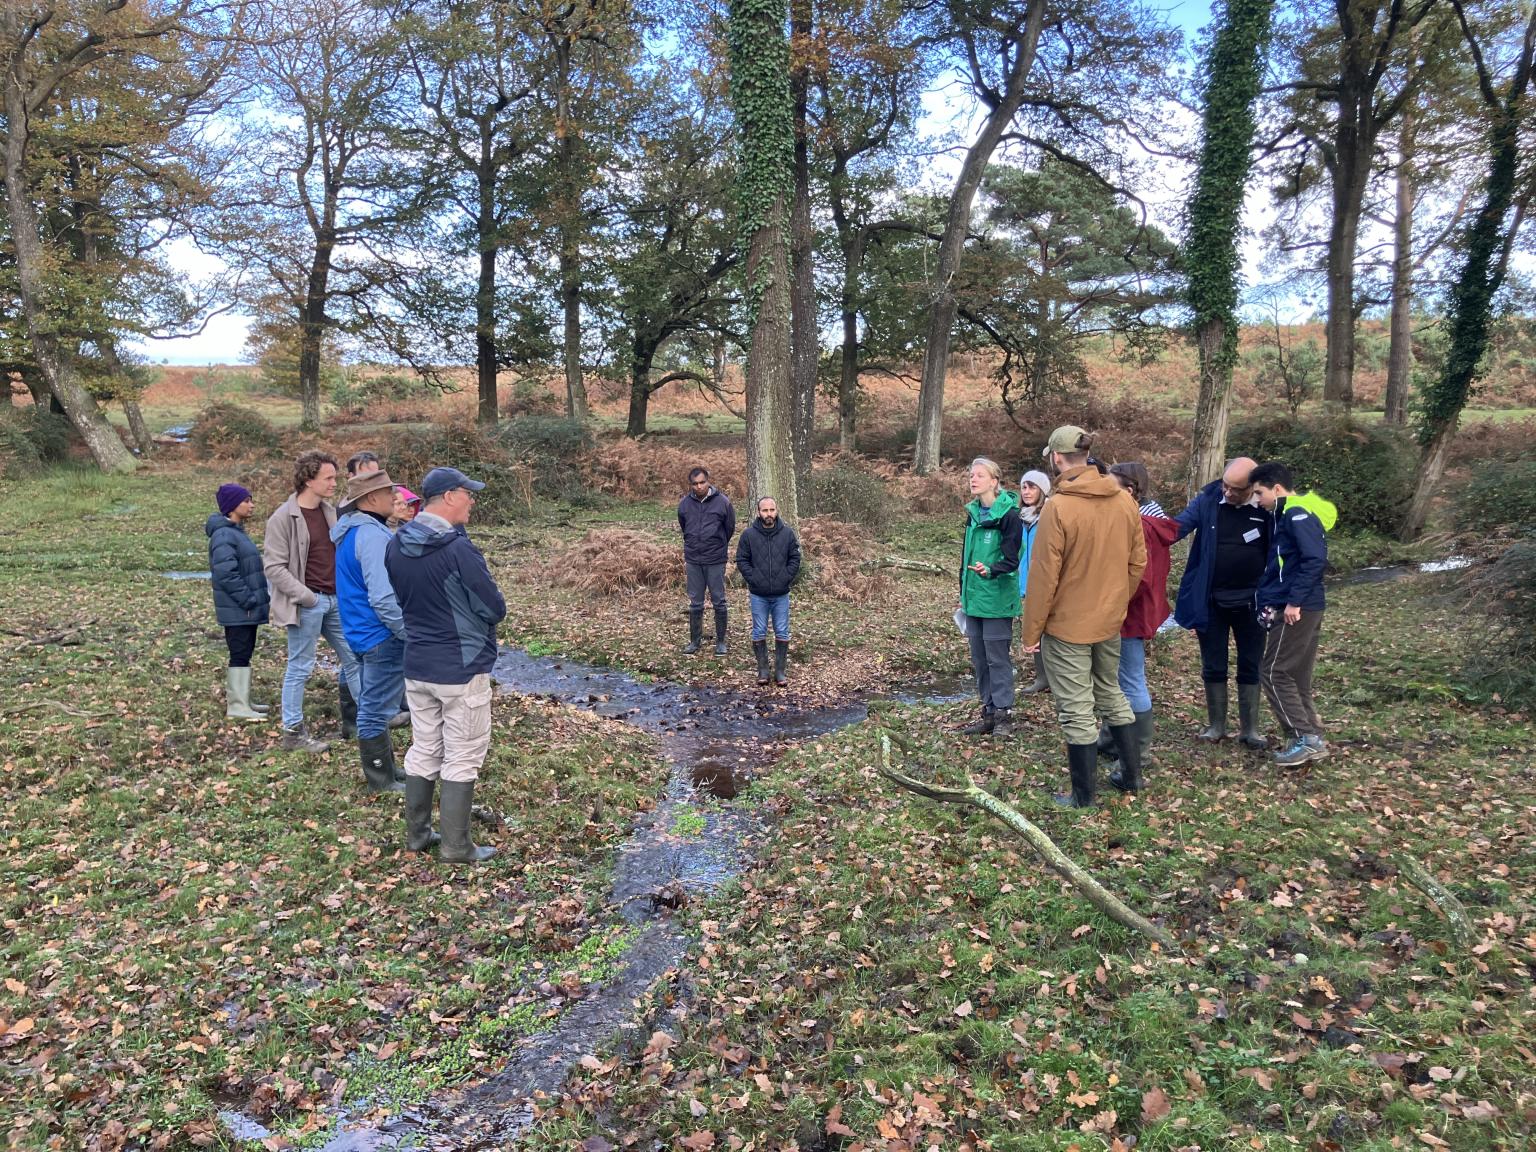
1261,609,1325,738
685,562,727,611
965,614,1015,712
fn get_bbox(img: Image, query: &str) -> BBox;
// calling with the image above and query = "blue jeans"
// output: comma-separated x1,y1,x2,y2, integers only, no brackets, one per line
1117,636,1151,713
355,634,405,739
749,593,790,641
281,594,361,730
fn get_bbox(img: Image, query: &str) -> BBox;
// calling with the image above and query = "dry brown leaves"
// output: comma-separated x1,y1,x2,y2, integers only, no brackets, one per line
540,528,686,593
798,516,893,602
583,441,746,502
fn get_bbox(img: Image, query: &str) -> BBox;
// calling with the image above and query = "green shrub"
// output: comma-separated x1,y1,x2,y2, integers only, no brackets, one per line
1228,416,1417,536
811,461,893,532
188,403,281,457
0,406,72,475
1460,538,1536,710
1456,459,1536,537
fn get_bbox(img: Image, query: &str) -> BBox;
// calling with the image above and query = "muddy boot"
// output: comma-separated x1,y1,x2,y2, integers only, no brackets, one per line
438,781,496,864
1021,654,1050,695
1107,720,1145,792
774,639,789,687
683,608,703,654
225,667,266,722
1053,743,1097,808
1237,683,1267,750
339,678,358,740
960,707,994,736
358,733,405,795
404,775,440,852
1197,681,1228,742
1096,722,1118,761
1134,708,1154,762
753,640,770,685
280,725,329,753
991,708,1014,737
713,608,729,656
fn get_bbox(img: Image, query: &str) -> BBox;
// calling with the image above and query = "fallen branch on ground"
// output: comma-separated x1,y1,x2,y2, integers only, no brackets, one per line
878,733,1175,949
862,556,946,574
1393,854,1473,949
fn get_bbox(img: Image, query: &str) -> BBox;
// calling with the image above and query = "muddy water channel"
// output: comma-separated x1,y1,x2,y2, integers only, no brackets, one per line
219,648,965,1151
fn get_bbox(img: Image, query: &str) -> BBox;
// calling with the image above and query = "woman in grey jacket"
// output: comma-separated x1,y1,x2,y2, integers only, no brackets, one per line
207,484,271,721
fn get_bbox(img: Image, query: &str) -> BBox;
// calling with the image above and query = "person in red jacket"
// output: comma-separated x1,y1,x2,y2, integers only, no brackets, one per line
1098,463,1179,791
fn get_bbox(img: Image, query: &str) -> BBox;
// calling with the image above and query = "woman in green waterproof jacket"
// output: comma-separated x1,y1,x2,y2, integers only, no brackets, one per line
958,457,1024,737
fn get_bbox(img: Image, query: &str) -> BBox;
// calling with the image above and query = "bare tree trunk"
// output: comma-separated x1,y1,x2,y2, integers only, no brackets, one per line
626,336,657,437
475,145,499,427
1188,318,1235,494
912,0,1045,474
838,266,860,451
1399,420,1454,541
787,0,816,510
1384,105,1416,425
555,40,588,425
2,81,135,473
21,367,50,408
744,195,797,520
1322,153,1367,410
298,240,332,433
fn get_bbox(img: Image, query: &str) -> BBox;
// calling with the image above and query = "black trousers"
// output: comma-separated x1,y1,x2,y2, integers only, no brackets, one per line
1196,599,1264,685
224,625,258,668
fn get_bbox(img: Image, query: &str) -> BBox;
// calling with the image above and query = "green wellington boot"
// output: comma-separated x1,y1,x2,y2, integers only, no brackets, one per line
404,776,441,852
438,781,496,864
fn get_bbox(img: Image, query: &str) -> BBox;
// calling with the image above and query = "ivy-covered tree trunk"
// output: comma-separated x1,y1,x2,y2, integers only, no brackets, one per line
787,0,815,512
1400,3,1536,541
728,0,798,521
912,0,1045,475
1384,105,1416,426
1,79,135,473
1184,0,1275,495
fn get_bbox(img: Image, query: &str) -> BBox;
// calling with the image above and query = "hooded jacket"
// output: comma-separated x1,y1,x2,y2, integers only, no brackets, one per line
735,516,802,597
1020,465,1147,647
1123,514,1180,640
385,514,506,684
677,486,737,566
331,510,405,653
1256,494,1329,612
206,514,270,627
959,488,1023,619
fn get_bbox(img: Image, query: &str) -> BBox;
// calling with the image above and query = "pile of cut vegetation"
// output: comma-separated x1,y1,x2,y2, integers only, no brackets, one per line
540,527,685,593
583,439,746,502
798,516,894,602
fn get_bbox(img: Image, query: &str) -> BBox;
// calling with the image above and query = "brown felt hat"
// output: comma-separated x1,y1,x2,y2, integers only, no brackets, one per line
339,469,396,513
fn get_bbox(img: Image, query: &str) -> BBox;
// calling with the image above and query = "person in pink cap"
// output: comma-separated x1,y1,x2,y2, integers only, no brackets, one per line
391,486,421,529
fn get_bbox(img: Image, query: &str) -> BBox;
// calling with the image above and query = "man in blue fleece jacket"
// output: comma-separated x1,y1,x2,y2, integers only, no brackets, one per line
1250,462,1329,767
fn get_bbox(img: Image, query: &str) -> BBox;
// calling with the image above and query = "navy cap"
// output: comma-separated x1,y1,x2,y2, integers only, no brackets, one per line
420,466,486,502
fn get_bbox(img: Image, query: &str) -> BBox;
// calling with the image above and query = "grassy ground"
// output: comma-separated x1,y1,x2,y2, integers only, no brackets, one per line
1,461,1531,1151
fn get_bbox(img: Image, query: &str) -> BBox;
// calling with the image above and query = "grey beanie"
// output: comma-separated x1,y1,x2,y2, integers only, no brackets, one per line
1020,469,1052,497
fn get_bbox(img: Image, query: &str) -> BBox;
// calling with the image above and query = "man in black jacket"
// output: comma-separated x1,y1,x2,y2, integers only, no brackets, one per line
735,496,801,686
677,466,737,655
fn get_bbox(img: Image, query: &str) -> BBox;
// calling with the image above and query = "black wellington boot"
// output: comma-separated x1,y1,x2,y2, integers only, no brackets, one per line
1237,683,1268,749
1096,722,1119,761
359,733,405,794
1053,743,1098,808
960,708,994,736
713,609,729,656
773,639,789,687
438,781,496,864
754,640,770,685
339,679,359,740
404,775,440,852
991,708,1014,737
1106,720,1144,792
683,608,704,654
1197,681,1228,742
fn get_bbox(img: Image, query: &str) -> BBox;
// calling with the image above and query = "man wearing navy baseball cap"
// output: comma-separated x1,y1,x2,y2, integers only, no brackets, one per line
385,466,503,864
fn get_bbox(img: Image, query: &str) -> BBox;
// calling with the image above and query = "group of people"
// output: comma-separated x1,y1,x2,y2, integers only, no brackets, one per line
957,425,1333,808
207,450,503,864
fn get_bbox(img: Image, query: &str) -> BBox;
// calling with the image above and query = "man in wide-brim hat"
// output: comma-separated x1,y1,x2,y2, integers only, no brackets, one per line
332,468,410,794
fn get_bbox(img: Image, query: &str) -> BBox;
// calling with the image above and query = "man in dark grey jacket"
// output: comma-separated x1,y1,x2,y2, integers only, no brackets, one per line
676,466,736,655
385,467,505,864
735,496,801,686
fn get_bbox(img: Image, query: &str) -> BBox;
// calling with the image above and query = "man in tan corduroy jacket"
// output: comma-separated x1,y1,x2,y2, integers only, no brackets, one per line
1021,426,1147,808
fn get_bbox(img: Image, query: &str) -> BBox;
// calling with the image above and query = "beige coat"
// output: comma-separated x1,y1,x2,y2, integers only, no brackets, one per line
1020,465,1147,647
262,494,336,628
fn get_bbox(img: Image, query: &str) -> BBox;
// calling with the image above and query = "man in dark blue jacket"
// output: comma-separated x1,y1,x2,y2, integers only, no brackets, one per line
735,495,801,687
1172,456,1270,748
385,467,506,864
1250,462,1329,767
677,466,737,655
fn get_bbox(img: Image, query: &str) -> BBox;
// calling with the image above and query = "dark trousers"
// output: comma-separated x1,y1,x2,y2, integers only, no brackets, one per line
685,562,727,611
1197,599,1265,685
1261,609,1325,738
965,615,1015,712
224,625,258,668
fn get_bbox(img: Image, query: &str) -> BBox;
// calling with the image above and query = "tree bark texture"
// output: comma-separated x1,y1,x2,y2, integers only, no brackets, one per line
744,197,798,521
912,0,1045,475
555,39,589,424
626,334,657,437
475,132,499,426
1384,105,1416,425
297,241,331,433
1,79,135,473
1189,318,1234,491
787,0,816,511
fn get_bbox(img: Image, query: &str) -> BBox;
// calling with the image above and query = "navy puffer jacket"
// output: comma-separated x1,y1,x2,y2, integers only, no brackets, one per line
735,517,801,597
206,514,270,626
